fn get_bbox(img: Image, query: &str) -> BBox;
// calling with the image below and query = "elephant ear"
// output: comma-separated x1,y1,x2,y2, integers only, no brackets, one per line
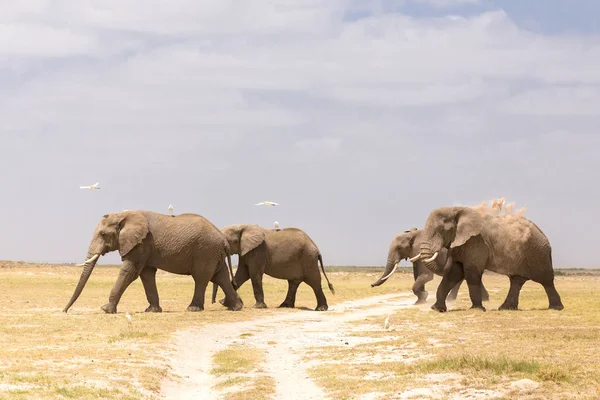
451,208,484,249
118,211,149,257
240,225,266,257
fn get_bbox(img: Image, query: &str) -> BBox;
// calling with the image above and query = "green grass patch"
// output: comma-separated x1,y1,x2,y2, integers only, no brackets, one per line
212,345,264,376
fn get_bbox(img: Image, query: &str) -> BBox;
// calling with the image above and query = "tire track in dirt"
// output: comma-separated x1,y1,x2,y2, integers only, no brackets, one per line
161,293,416,400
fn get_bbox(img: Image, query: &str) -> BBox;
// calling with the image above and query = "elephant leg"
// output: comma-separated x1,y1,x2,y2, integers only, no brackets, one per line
188,261,213,312
481,282,490,302
212,261,243,311
499,275,528,310
139,267,162,313
432,264,464,313
102,260,141,314
220,264,250,306
542,282,564,310
250,273,267,309
464,267,486,311
305,277,328,311
446,279,462,302
279,279,302,308
413,270,433,305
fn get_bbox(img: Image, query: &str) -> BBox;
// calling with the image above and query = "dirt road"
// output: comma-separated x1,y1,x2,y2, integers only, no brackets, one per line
161,293,416,399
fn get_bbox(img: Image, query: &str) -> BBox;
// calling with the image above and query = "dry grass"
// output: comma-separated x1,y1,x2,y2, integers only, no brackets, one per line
0,262,403,399
306,272,600,399
212,345,276,400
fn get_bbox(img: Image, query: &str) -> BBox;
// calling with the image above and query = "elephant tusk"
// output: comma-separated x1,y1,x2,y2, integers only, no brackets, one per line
76,254,100,267
85,254,100,264
424,252,439,263
380,263,398,282
409,253,423,262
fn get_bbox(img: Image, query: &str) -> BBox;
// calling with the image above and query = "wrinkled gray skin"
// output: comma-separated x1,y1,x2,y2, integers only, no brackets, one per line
419,207,564,312
63,211,243,314
371,228,489,304
214,225,335,311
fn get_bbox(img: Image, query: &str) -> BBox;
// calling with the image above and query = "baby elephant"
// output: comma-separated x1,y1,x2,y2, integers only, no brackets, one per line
215,224,335,311
371,228,489,304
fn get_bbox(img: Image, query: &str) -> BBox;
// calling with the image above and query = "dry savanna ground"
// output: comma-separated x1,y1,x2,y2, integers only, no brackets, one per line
0,261,599,399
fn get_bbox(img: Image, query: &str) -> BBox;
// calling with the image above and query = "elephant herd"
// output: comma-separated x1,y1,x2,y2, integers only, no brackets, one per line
63,202,564,315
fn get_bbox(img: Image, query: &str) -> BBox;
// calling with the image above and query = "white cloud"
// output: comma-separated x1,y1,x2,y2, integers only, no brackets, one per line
0,1,599,267
409,0,480,8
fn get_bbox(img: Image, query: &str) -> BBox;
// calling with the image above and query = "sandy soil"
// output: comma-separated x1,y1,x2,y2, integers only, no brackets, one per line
160,293,416,399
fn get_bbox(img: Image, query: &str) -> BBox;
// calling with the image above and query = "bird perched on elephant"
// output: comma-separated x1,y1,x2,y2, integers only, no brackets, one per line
413,206,564,312
63,210,243,314
371,228,489,304
215,224,335,311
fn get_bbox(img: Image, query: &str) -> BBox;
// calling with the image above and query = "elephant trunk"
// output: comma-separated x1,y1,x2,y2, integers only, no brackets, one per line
371,257,398,287
63,251,101,313
419,237,444,275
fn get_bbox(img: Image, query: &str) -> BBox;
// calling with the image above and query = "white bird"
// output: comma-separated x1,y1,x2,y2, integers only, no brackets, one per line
80,182,100,190
274,221,280,231
255,201,279,207
168,204,174,216
383,313,391,330
125,312,132,326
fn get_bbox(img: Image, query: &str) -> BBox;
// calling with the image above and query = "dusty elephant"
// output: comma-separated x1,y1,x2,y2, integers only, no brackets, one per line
214,224,335,311
371,228,489,304
413,206,564,312
63,211,243,314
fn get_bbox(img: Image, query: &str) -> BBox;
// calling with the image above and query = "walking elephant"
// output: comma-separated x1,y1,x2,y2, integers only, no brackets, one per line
63,210,243,314
370,228,489,304
413,206,564,312
215,224,335,311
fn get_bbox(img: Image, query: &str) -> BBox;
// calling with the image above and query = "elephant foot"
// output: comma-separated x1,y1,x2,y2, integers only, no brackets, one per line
549,303,564,311
278,302,295,309
414,292,428,305
315,304,328,311
470,305,486,312
253,302,268,309
431,302,447,313
228,301,244,311
145,305,162,313
186,305,204,312
498,303,518,311
101,303,117,314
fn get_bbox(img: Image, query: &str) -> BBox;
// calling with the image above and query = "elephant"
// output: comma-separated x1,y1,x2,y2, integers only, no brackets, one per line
63,210,243,314
370,228,489,304
413,206,564,312
215,224,335,311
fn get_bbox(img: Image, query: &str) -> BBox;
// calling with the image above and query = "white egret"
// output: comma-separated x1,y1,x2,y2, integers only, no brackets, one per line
383,313,391,330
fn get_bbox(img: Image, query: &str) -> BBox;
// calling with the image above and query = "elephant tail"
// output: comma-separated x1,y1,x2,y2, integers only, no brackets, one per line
318,254,335,295
211,282,219,304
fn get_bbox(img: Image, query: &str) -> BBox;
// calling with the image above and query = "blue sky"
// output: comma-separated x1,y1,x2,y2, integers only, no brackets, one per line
0,0,599,267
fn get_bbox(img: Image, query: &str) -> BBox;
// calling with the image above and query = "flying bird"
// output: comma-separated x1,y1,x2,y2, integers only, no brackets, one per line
168,204,174,216
80,182,100,191
255,201,279,207
274,221,280,231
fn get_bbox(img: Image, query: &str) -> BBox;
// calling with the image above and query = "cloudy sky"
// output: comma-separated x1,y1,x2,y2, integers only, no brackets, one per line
1,0,598,268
